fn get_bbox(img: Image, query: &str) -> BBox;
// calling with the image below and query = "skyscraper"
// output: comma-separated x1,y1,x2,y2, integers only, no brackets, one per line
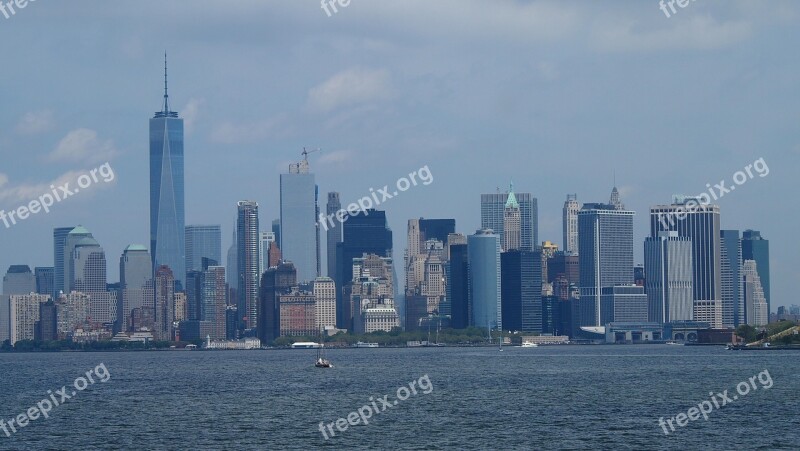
503,185,521,252
34,267,54,297
562,194,580,255
501,250,542,332
419,219,456,244
53,226,74,299
481,189,538,251
578,202,635,326
119,245,154,333
720,230,744,328
237,201,260,333
326,193,343,279
150,55,185,289
259,231,276,276
742,230,770,315
154,265,175,341
468,229,501,330
313,276,336,332
742,260,768,326
334,209,393,329
651,199,722,323
185,225,222,274
63,226,93,292
644,231,693,323
258,261,297,342
280,157,319,283
202,265,227,339
447,243,470,329
3,265,35,295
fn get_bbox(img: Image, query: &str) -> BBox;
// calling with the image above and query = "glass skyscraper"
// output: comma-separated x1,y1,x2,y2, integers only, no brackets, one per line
185,225,222,274
742,230,770,315
237,201,260,333
280,159,319,283
468,229,501,331
150,56,185,289
53,226,74,299
578,203,635,327
480,190,538,251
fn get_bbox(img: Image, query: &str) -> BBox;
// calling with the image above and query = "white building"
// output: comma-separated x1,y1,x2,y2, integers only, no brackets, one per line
313,277,336,332
57,292,91,339
693,300,723,329
359,299,400,333
743,260,768,326
562,194,580,255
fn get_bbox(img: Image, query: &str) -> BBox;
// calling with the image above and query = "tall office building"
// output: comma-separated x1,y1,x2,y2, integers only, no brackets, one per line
334,209,393,329
9,293,50,344
53,226,75,299
651,198,722,321
481,188,538,251
503,186,521,252
313,276,336,332
742,260,768,326
63,226,93,292
119,245,154,333
259,231,276,276
154,265,175,341
419,219,456,244
742,230,770,315
150,56,185,289
2,265,37,344
280,158,319,283
563,194,580,255
202,266,227,339
35,267,54,297
237,201,260,333
468,229,501,330
501,250,542,332
35,300,57,341
185,225,222,274
578,202,635,327
326,192,342,278
71,237,106,293
448,243,470,329
258,261,297,342
3,265,35,295
609,186,624,210
644,231,693,323
720,230,744,328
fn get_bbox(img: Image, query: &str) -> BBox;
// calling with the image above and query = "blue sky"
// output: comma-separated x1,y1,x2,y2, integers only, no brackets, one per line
0,0,797,309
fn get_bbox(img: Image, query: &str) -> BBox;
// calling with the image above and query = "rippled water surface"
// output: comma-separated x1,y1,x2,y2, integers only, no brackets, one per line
1,345,798,450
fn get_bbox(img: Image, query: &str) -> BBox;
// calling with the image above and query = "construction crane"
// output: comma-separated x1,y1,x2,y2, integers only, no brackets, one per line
302,147,322,161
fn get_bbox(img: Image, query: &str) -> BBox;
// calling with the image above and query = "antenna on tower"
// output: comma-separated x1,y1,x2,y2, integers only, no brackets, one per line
163,52,169,113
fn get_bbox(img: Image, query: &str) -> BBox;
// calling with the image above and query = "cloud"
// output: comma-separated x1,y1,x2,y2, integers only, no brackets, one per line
46,129,120,164
0,167,116,207
182,98,204,135
592,15,752,52
318,149,355,166
210,114,290,144
16,110,55,135
308,68,392,113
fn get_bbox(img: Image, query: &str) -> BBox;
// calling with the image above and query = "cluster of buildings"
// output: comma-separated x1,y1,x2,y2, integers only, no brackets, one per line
0,60,775,347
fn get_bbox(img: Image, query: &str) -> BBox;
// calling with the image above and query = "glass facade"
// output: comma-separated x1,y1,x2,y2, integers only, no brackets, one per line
468,229,501,330
280,169,319,283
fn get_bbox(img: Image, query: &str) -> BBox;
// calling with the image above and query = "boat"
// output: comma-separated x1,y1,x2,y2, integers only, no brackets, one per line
292,342,322,349
520,341,538,348
353,342,379,348
665,341,683,346
315,344,333,368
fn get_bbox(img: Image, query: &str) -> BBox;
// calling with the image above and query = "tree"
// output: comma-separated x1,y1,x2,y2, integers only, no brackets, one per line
736,324,757,343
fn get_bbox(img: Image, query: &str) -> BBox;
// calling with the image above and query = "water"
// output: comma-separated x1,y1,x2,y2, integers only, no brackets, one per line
1,345,798,450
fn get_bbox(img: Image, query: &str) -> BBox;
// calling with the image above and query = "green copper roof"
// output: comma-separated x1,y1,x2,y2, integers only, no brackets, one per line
68,225,92,235
505,182,519,209
125,244,148,252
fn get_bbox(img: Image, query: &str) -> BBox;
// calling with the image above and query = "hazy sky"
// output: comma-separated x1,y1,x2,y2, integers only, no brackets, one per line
0,1,797,310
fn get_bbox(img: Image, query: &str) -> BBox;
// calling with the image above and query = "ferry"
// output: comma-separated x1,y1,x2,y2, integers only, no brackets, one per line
520,341,539,348
352,342,379,348
291,342,322,349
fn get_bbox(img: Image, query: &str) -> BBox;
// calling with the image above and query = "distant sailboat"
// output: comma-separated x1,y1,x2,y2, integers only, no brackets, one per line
315,330,333,368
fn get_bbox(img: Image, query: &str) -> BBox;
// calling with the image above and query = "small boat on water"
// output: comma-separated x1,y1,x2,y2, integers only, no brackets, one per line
520,341,538,348
315,343,333,368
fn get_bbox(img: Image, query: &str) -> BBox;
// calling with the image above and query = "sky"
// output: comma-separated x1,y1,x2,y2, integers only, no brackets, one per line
0,0,797,310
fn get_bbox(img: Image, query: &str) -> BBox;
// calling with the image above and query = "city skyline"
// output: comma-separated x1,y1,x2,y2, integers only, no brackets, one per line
0,1,795,312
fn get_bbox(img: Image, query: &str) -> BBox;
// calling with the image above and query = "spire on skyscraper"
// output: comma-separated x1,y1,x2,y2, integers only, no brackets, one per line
155,53,178,118
505,181,519,209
